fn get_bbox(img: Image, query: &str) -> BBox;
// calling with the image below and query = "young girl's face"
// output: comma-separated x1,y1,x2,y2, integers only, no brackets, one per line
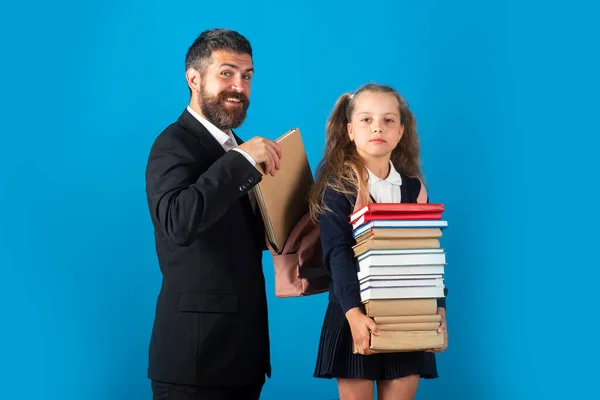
347,91,404,160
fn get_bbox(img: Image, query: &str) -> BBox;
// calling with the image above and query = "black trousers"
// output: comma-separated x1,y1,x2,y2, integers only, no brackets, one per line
151,380,264,400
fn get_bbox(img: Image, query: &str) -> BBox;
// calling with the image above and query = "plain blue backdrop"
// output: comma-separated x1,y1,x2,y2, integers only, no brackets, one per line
1,0,598,399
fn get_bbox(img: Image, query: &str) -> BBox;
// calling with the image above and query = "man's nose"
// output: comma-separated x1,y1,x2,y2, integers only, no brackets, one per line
231,76,244,92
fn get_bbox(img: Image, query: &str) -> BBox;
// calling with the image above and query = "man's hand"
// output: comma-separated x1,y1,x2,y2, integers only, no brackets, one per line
345,307,379,355
237,137,282,176
426,307,448,353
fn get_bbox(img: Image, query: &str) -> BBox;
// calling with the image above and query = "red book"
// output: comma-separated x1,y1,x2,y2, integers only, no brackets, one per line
350,203,445,224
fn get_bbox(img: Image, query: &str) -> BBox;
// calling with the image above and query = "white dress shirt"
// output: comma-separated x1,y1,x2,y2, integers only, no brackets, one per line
186,106,256,166
366,160,403,203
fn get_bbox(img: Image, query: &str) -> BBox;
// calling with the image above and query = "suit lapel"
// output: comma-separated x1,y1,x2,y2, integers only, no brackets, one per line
179,110,262,225
178,109,226,161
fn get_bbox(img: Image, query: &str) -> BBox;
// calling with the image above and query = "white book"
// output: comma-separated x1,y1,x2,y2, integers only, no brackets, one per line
352,216,448,230
356,265,445,281
357,249,446,270
360,285,445,302
359,277,445,290
358,273,444,283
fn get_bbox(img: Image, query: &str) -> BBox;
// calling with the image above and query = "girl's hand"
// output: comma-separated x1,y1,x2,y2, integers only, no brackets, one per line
426,307,448,353
345,307,380,355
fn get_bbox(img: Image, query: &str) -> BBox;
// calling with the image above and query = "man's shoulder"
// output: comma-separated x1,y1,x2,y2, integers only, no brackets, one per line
150,113,198,151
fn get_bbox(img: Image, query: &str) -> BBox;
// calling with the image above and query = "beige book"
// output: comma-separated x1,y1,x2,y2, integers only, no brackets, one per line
364,298,438,317
354,228,443,243
352,330,444,353
252,128,314,254
371,330,444,351
374,314,441,324
353,238,440,256
375,322,441,331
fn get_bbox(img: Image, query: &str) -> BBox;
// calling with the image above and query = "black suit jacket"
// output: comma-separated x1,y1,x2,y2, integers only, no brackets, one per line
145,109,270,386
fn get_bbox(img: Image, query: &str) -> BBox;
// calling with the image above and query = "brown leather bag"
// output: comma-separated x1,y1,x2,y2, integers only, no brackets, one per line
266,212,329,298
267,174,369,298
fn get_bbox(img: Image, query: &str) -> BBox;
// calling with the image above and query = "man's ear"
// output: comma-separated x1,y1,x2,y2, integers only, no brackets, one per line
186,68,201,93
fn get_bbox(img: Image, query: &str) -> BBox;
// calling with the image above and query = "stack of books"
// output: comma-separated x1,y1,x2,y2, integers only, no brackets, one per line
350,203,448,353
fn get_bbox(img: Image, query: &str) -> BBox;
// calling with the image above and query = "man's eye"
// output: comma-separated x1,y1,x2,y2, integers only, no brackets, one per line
221,71,232,76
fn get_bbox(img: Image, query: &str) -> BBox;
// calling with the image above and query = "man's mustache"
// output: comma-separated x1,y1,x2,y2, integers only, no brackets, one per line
218,91,249,104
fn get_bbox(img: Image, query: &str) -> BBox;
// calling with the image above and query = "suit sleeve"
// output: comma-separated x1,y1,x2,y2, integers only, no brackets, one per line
145,131,262,246
320,188,362,314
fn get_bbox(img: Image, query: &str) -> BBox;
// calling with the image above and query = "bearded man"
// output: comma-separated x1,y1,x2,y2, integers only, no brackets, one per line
145,28,282,400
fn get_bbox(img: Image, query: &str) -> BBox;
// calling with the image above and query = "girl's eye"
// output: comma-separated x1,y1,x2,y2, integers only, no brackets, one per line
386,118,395,123
361,118,371,122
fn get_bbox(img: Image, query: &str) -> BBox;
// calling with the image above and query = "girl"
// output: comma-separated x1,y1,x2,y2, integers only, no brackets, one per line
309,83,448,400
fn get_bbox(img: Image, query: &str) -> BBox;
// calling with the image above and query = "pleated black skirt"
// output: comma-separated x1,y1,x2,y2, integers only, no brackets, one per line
313,302,439,380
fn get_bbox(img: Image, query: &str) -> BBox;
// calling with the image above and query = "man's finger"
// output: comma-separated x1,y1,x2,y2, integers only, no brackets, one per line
268,146,281,171
266,142,282,170
263,154,274,176
267,140,282,159
269,151,278,176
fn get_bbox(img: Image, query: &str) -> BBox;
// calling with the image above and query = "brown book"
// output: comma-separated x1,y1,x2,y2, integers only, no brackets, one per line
375,322,441,331
364,298,438,317
370,330,444,351
353,238,440,256
252,128,314,254
354,228,443,243
373,314,441,324
352,331,444,353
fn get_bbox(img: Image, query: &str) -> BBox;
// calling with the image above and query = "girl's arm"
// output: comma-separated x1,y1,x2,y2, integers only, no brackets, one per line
320,187,379,355
319,187,362,314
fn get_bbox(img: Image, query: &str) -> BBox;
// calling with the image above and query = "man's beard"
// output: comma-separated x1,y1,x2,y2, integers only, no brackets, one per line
198,83,250,131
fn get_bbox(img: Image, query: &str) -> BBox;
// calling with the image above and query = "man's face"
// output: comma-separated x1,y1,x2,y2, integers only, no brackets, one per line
197,50,254,130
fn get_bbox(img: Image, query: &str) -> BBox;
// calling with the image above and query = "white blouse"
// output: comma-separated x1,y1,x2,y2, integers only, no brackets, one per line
366,161,403,203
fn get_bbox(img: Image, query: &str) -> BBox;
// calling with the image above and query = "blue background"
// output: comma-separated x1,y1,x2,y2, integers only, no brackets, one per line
1,0,598,399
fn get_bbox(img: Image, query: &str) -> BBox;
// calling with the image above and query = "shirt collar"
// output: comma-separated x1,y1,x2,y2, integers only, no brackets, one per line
187,105,233,146
367,160,403,186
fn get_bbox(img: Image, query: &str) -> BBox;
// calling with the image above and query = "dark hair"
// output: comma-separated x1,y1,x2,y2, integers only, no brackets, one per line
185,28,253,75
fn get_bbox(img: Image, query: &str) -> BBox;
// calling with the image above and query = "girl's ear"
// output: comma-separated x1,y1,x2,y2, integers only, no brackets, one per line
398,124,405,142
347,122,354,141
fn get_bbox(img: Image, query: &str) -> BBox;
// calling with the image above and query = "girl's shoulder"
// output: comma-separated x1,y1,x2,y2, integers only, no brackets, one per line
401,173,422,190
322,184,356,205
401,174,426,203
321,183,358,216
